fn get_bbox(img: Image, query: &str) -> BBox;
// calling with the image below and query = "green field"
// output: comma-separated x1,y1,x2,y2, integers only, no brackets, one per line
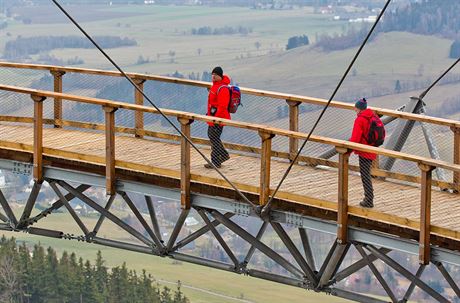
1,206,351,303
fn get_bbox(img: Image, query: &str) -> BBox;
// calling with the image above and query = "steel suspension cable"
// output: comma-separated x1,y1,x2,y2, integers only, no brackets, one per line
261,0,393,216
419,56,460,100
51,0,257,209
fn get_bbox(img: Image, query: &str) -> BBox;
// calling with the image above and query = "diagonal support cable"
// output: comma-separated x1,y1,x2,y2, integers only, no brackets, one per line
51,0,257,211
261,0,393,217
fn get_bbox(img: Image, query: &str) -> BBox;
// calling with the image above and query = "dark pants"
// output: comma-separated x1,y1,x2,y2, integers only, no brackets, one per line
208,125,229,165
359,156,374,203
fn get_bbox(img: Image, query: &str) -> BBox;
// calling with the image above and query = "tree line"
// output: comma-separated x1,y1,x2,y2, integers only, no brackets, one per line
3,36,137,59
191,26,252,36
0,237,189,303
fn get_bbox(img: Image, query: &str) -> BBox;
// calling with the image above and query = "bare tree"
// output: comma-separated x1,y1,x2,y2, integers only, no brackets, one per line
0,256,18,303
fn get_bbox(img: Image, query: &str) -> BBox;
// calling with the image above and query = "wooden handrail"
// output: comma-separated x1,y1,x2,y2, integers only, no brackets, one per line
1,61,460,129
1,84,460,173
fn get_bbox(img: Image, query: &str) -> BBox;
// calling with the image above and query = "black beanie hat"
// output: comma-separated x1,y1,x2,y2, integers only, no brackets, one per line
212,66,223,78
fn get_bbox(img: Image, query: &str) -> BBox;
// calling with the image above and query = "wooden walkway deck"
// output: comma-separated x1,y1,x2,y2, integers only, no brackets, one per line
0,122,459,248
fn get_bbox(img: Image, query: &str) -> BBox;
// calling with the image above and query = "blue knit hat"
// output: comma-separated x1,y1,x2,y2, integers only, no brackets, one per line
355,98,367,110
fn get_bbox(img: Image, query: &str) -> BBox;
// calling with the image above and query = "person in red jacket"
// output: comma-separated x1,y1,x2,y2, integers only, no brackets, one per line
349,98,377,208
204,66,231,169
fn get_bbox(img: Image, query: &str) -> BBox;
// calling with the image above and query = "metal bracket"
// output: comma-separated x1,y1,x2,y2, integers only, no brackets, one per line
286,212,303,228
232,202,251,216
12,161,32,175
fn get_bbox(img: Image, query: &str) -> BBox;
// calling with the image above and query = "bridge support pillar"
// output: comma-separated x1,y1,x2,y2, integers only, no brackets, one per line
103,106,118,195
451,126,460,193
259,131,274,206
336,148,351,244
419,163,435,265
178,118,193,209
50,70,65,128
134,78,146,138
286,100,301,163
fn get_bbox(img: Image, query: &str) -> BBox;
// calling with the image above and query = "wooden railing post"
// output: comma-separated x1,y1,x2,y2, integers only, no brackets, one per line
103,106,118,195
134,78,146,138
259,131,274,205
50,70,65,128
286,100,301,162
451,127,460,193
419,163,435,265
32,95,46,183
178,118,193,210
336,148,351,244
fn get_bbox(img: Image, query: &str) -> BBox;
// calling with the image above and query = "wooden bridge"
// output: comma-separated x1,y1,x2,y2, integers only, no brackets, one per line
0,62,459,302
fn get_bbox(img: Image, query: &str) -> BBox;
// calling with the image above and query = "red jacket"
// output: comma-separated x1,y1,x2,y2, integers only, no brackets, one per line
207,75,231,126
349,108,377,160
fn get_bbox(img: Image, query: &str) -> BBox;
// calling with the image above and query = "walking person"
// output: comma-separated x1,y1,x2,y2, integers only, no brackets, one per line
350,98,377,208
204,66,231,169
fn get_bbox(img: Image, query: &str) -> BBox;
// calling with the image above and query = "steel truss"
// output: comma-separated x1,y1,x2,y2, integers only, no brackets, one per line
0,171,458,302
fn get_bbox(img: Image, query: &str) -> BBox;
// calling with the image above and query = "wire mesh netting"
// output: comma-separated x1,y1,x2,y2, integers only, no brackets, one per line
0,64,458,201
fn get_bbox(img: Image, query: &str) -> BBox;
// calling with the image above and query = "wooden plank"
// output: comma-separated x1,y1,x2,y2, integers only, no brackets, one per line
337,148,350,244
50,70,65,128
419,164,434,265
452,127,460,193
133,78,145,138
287,100,300,162
103,106,117,195
1,83,459,173
178,118,193,209
32,95,45,182
259,131,274,205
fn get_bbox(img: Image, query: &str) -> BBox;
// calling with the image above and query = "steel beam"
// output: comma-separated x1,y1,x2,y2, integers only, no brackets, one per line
330,288,391,303
172,212,234,252
198,209,238,268
299,228,316,272
50,182,90,236
318,242,350,288
381,97,424,171
271,222,317,284
92,237,154,255
145,196,162,242
167,209,189,252
355,244,397,302
26,184,90,227
119,191,163,249
248,269,304,288
0,188,17,226
92,193,116,236
365,245,449,303
434,261,460,298
400,264,425,303
243,221,268,267
0,212,8,223
170,252,235,272
209,209,304,279
334,247,391,283
17,181,42,228
58,180,154,247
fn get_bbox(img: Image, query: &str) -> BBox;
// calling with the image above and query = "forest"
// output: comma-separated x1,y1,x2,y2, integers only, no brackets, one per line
0,237,189,303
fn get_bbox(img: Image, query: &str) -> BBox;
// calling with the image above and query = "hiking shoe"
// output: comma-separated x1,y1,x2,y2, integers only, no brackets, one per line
359,200,374,208
204,163,221,169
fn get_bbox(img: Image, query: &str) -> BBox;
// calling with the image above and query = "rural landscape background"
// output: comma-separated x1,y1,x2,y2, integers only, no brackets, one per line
0,0,459,302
